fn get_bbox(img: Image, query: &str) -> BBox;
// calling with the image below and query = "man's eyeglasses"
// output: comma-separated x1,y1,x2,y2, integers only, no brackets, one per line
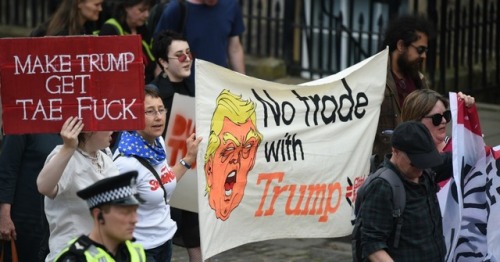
410,44,428,55
145,108,167,117
423,110,451,126
168,52,193,63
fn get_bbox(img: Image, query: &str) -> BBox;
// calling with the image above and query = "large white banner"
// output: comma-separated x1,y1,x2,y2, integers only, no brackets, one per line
195,49,388,259
440,93,500,261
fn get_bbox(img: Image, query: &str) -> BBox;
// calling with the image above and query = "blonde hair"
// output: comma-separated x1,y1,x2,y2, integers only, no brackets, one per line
204,90,263,163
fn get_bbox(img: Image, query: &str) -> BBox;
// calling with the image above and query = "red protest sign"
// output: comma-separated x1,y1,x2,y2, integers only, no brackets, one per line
0,35,145,134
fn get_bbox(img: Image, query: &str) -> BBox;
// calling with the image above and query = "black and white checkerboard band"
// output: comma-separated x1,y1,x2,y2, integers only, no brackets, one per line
86,186,134,208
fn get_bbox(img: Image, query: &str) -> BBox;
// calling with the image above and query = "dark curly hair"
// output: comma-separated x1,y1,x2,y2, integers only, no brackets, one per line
381,15,436,52
152,29,187,72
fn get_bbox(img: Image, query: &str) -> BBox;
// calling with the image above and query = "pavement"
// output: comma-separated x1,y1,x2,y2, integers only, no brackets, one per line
169,77,500,261
172,237,352,262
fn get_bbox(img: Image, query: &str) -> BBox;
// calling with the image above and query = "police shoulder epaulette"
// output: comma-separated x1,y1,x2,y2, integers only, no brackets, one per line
68,236,93,254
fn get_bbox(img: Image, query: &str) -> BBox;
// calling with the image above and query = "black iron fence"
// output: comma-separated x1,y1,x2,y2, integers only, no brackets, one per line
432,0,500,98
240,0,499,102
0,0,53,28
1,0,499,102
241,0,388,78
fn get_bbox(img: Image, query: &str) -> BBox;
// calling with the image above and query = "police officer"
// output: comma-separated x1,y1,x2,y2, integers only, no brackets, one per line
55,171,146,262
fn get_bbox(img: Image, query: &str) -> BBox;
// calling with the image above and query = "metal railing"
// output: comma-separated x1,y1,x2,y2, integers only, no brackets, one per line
434,0,500,98
240,0,499,101
0,0,52,28
241,0,388,78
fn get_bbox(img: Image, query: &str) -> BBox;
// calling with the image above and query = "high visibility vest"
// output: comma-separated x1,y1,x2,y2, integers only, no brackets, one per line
99,18,155,62
55,237,146,262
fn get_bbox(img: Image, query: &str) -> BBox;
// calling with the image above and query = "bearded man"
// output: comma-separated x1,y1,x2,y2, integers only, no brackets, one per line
373,15,435,161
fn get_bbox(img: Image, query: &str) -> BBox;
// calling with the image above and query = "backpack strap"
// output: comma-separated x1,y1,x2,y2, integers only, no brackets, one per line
113,154,168,204
378,169,405,248
133,156,168,204
355,167,405,248
353,168,388,217
351,168,387,262
351,208,364,262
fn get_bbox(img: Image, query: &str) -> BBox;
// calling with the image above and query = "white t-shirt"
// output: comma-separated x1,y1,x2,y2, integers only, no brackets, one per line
113,139,177,250
44,146,119,262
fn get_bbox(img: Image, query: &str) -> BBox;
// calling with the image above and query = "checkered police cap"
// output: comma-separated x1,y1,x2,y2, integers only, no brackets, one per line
77,171,142,209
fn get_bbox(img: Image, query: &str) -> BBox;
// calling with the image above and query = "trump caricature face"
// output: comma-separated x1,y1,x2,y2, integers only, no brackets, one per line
204,90,262,221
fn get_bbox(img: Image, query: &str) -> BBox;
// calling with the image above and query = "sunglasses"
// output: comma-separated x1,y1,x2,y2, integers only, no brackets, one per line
168,52,193,62
410,44,428,55
423,110,451,126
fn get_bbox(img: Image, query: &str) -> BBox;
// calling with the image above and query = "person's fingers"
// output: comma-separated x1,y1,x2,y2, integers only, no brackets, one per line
64,118,82,137
464,95,474,107
194,136,203,146
188,133,202,143
1,228,17,240
188,137,202,148
62,116,74,128
0,231,10,240
73,119,84,133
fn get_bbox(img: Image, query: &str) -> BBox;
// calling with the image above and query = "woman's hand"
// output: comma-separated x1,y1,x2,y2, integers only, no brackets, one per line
60,116,84,149
37,117,84,198
184,133,203,165
458,92,475,108
172,133,203,181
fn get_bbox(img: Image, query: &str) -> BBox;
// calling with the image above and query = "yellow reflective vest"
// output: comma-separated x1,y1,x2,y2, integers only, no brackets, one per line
55,236,146,262
98,18,155,62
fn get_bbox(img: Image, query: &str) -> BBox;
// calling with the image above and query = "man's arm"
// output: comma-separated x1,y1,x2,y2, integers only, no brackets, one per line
368,250,395,262
0,135,29,241
0,135,27,204
227,35,245,74
433,152,452,183
360,179,395,259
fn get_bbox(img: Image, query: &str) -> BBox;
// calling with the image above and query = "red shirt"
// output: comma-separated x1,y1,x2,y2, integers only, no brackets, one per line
392,72,417,106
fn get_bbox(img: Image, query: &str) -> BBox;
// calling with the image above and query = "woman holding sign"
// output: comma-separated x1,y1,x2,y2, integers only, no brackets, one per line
149,30,202,262
401,90,475,188
36,117,118,262
401,90,475,153
400,87,478,261
113,86,201,262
